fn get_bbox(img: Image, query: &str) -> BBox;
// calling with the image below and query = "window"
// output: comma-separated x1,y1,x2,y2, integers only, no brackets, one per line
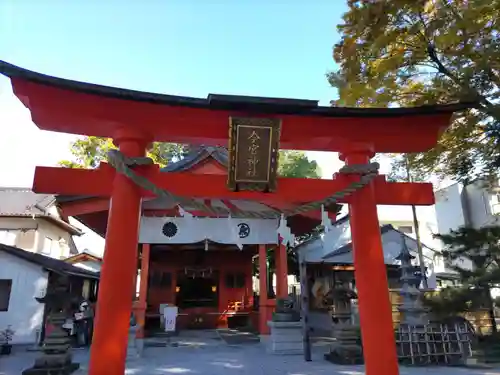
0,231,16,246
0,279,12,311
398,226,413,234
225,273,245,289
42,237,56,255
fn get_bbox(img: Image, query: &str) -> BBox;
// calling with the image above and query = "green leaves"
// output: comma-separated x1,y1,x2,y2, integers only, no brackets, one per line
331,0,500,181
278,150,321,178
423,226,500,317
59,137,190,169
59,137,321,180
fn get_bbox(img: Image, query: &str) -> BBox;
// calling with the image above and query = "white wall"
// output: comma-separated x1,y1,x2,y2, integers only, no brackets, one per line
464,181,500,228
0,217,74,259
434,184,467,235
0,251,48,345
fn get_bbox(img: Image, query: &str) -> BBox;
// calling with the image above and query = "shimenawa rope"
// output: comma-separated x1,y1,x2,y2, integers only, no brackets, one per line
106,149,379,219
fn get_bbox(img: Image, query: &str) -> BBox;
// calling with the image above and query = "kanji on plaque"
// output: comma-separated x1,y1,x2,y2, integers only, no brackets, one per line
227,117,281,192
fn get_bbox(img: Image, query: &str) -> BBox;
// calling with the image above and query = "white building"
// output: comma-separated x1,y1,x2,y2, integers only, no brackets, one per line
0,244,99,345
0,187,82,259
0,188,100,345
435,180,500,232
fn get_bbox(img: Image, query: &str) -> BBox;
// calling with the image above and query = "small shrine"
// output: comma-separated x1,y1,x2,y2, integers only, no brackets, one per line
297,216,437,336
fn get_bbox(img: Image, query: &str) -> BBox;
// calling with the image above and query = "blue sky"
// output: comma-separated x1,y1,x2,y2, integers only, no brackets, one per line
1,1,343,101
0,1,349,184
0,1,426,253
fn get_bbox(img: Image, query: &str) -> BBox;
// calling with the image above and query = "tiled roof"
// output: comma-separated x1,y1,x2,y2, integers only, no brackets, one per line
0,187,55,216
0,243,99,279
160,146,228,172
321,223,438,261
321,223,394,259
0,187,82,237
65,250,103,263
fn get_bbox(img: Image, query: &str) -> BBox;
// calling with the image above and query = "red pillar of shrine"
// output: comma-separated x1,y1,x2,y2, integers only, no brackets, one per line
341,150,399,375
88,129,149,375
258,244,270,334
275,243,288,298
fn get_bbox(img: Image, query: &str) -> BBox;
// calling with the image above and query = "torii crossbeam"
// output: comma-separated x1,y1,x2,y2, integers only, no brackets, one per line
33,162,435,205
0,60,471,375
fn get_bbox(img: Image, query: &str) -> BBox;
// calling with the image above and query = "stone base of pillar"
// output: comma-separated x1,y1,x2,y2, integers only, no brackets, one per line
266,321,302,355
126,326,141,360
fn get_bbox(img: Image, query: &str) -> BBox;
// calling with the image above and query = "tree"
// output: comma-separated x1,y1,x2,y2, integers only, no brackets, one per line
386,153,428,288
59,137,321,178
59,137,190,169
278,150,321,178
424,226,500,331
329,0,500,183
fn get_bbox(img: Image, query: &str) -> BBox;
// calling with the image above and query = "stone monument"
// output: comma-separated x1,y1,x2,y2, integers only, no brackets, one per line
267,296,302,355
324,286,363,365
22,275,80,375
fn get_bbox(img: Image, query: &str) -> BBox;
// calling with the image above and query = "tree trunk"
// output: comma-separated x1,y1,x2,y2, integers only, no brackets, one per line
404,155,428,289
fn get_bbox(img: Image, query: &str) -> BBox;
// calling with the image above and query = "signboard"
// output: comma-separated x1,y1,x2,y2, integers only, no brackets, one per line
163,306,178,332
227,117,281,192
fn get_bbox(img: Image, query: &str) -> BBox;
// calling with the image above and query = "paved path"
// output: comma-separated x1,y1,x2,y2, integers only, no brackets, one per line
3,343,500,375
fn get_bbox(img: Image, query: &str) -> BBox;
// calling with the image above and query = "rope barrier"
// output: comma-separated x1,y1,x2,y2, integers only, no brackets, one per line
106,149,379,219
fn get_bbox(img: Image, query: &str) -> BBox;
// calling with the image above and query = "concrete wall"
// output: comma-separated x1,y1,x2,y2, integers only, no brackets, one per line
0,217,73,259
434,184,467,234
0,251,48,345
464,181,500,228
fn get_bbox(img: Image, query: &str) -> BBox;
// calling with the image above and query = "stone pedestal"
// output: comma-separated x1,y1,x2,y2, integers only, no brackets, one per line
325,324,363,365
267,321,302,355
22,313,79,375
127,326,140,360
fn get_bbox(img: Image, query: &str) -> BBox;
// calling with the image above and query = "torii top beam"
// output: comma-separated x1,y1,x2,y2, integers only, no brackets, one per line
0,60,471,153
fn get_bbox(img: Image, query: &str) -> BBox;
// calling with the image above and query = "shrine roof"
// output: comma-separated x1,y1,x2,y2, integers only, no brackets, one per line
0,243,99,279
298,217,438,265
161,146,228,172
0,60,471,118
65,250,103,263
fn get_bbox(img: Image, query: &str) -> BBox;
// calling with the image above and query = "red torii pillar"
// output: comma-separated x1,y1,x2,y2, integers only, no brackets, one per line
341,150,399,375
88,129,150,375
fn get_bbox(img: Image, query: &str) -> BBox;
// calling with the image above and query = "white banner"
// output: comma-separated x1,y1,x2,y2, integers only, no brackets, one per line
139,216,279,245
163,306,178,332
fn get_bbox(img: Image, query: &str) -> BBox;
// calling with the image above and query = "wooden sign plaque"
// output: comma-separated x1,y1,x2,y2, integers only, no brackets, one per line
227,117,281,192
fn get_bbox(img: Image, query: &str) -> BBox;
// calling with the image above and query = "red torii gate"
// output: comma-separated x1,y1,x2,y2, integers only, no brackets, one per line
0,61,469,375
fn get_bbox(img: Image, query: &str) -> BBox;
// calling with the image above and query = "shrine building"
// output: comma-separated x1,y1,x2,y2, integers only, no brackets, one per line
56,146,327,335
